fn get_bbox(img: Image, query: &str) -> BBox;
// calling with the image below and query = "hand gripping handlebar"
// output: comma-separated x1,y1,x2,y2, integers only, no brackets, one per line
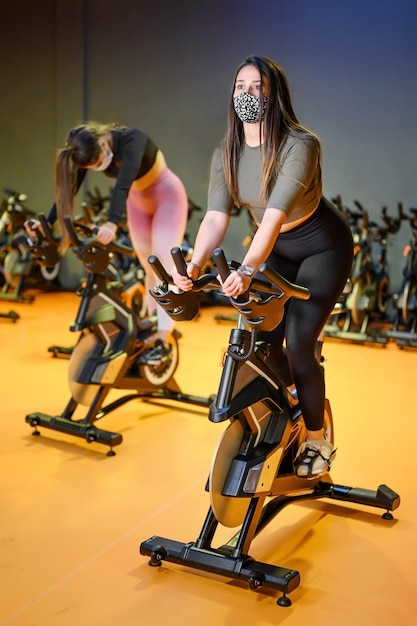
147,247,201,321
25,213,61,267
148,247,310,331
211,248,310,331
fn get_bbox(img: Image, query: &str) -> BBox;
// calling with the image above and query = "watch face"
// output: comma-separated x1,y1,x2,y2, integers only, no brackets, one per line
239,265,254,276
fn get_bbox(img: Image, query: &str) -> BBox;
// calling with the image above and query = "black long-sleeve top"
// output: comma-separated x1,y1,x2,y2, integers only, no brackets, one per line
48,127,159,226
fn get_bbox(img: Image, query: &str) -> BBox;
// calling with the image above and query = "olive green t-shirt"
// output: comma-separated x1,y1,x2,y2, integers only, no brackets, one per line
207,131,322,226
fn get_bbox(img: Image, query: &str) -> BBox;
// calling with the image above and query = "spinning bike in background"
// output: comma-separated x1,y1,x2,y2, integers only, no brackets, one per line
45,193,204,357
77,187,148,321
46,190,147,358
1,214,62,322
140,248,400,607
25,216,211,456
388,206,417,348
0,188,60,302
325,200,400,345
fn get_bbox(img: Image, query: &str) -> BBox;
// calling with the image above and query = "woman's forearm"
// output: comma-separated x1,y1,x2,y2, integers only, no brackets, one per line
191,211,230,267
242,208,287,270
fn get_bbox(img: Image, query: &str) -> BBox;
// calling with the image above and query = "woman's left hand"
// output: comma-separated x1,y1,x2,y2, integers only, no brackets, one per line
95,221,117,245
220,270,251,298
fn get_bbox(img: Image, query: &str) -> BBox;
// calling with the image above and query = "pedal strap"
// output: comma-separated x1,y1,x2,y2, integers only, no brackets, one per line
295,444,335,477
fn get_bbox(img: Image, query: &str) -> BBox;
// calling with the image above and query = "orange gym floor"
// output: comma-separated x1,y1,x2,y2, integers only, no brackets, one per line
0,290,416,625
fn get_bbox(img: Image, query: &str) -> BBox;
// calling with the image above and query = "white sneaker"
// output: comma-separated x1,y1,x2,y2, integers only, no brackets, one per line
294,439,336,478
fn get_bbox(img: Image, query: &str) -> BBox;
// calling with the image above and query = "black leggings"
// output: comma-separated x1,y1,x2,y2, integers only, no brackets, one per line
258,197,353,432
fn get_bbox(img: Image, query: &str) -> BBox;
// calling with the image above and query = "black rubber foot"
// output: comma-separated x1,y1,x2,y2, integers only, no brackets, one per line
277,594,292,607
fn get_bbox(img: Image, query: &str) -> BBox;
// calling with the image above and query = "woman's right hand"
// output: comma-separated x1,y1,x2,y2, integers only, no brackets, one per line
24,219,42,237
171,262,199,292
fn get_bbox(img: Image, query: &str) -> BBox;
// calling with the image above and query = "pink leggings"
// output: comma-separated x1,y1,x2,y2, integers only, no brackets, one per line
126,167,188,332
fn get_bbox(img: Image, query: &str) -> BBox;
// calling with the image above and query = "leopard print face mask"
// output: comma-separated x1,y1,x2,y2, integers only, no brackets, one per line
233,92,269,123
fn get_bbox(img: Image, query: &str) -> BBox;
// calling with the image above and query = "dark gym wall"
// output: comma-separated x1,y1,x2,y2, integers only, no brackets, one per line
1,0,416,287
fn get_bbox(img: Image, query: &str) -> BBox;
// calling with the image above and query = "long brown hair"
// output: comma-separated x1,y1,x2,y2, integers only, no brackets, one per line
54,121,119,250
222,56,320,208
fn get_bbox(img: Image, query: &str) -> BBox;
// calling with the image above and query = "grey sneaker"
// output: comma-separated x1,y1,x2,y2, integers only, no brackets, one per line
294,439,336,478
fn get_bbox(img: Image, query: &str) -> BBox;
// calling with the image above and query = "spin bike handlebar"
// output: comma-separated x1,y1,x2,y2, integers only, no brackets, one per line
212,247,310,302
24,213,61,267
212,248,310,332
62,216,135,257
148,246,220,322
60,216,136,276
149,247,310,331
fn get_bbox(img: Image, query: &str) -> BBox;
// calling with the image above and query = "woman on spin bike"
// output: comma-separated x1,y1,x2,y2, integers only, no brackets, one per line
172,56,353,478
26,121,188,365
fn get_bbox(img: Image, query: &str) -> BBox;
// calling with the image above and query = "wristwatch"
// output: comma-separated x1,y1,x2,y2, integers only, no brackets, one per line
237,264,255,277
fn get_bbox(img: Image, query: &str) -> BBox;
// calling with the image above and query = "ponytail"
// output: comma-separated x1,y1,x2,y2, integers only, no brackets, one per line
55,148,75,252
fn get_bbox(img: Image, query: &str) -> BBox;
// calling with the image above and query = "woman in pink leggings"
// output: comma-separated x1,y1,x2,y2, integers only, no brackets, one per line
39,121,188,364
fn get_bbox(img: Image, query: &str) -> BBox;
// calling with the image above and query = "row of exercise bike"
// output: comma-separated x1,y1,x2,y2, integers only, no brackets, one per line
2,187,417,348
0,186,207,321
325,196,417,347
13,212,399,607
0,187,155,324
